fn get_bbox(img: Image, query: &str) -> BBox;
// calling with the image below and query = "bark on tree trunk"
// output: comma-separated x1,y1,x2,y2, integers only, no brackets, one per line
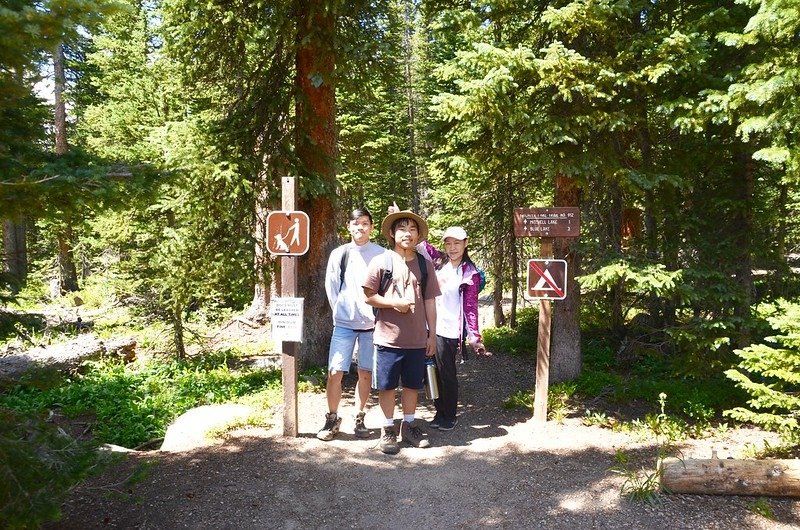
295,1,338,367
550,175,581,383
3,218,27,292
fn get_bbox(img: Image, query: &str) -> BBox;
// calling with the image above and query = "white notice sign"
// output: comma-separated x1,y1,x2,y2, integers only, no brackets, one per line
270,297,304,343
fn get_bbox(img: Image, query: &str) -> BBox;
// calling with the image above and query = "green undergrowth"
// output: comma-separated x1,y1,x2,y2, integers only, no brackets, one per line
492,315,748,441
0,350,284,448
0,347,289,527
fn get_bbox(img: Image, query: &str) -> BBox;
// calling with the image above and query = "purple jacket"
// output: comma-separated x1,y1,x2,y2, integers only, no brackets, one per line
418,241,482,344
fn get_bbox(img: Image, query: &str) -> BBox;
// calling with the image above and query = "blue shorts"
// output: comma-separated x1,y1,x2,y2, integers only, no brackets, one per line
374,345,426,391
327,326,375,373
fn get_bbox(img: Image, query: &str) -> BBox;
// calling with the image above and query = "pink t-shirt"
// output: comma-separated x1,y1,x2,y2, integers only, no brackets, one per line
363,252,441,349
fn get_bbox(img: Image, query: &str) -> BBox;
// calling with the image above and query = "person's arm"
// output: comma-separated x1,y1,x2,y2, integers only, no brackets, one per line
463,270,488,355
324,248,340,310
363,287,412,313
424,297,437,357
362,259,412,313
417,240,444,262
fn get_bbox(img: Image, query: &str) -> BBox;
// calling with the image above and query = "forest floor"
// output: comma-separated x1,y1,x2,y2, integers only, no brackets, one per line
44,321,800,530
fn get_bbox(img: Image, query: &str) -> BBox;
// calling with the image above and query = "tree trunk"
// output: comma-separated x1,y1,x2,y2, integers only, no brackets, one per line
550,175,581,383
54,42,68,155
54,42,79,293
402,0,423,213
3,218,27,292
295,1,339,367
57,227,79,294
732,148,754,347
508,174,518,329
609,182,624,343
172,306,186,359
491,240,506,327
247,178,272,324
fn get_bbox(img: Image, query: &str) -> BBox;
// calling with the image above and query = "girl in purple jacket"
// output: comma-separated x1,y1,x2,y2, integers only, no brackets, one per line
419,226,490,431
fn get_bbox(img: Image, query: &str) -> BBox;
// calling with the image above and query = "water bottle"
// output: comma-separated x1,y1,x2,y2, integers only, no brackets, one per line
424,358,440,400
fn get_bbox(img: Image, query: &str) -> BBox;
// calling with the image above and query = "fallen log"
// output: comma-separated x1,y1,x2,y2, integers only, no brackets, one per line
659,457,800,497
0,334,137,382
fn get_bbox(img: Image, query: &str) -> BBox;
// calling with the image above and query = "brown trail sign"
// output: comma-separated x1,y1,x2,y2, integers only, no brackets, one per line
514,207,579,423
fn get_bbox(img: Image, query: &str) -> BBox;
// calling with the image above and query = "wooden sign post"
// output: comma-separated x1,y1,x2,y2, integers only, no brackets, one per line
279,177,299,437
514,207,579,423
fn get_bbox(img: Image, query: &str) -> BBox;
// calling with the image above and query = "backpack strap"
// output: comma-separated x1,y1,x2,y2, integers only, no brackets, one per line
376,251,428,301
338,245,351,289
416,252,428,299
377,251,394,296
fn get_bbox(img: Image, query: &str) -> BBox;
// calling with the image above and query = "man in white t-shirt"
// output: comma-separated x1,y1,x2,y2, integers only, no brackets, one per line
317,208,385,441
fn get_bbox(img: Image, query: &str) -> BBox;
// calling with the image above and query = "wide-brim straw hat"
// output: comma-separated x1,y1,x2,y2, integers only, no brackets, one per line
381,210,428,242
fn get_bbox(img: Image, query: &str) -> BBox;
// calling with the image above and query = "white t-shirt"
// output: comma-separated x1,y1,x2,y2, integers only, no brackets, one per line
436,262,462,340
325,242,385,330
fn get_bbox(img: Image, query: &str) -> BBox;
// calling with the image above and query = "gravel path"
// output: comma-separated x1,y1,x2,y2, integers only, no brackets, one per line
50,353,800,529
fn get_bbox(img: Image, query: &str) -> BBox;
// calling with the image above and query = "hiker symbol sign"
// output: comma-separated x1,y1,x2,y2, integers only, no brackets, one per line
527,259,568,300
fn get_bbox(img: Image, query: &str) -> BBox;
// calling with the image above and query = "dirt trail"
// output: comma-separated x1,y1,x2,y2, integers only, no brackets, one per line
50,353,800,529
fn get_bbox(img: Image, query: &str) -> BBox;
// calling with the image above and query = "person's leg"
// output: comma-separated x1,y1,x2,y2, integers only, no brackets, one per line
400,386,418,416
355,368,372,411
325,371,345,413
375,345,402,423
379,389,396,419
354,331,375,412
317,327,355,441
375,345,402,454
398,348,430,448
434,336,459,422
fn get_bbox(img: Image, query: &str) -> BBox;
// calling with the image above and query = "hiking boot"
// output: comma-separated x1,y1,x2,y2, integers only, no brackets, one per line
438,417,458,431
380,426,400,454
429,413,443,429
401,420,431,448
354,411,370,439
316,412,342,441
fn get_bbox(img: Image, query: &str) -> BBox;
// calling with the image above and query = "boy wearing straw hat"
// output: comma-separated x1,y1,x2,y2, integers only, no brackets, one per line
362,209,440,454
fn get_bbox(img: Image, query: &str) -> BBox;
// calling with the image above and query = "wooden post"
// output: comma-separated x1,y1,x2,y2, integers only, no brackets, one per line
533,237,554,423
281,177,299,437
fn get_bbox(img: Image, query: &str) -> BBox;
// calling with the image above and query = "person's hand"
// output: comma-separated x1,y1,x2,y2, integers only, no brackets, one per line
388,201,399,214
393,298,413,313
474,341,491,356
426,335,436,357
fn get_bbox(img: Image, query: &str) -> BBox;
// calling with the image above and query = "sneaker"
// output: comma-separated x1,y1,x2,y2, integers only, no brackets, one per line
438,417,458,431
354,411,370,439
429,414,443,429
316,412,342,441
401,420,431,448
380,426,400,454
